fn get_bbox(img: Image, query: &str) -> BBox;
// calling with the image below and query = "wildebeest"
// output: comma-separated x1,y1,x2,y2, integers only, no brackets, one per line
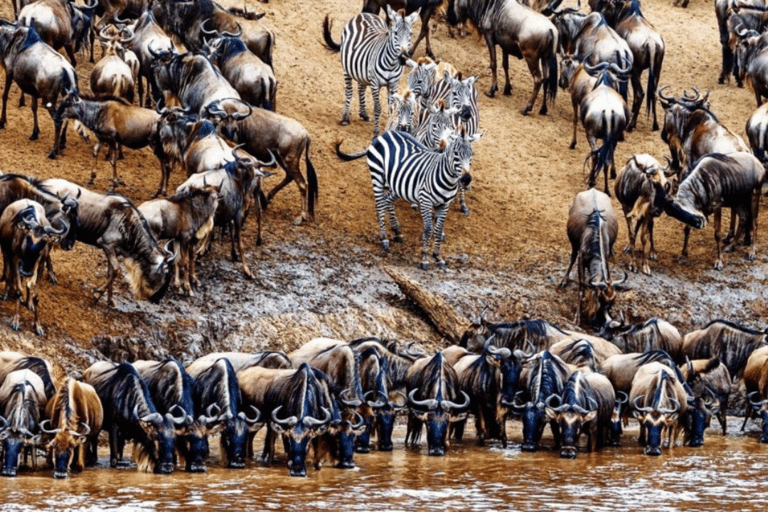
682,319,768,380
0,369,46,476
18,0,96,67
0,22,77,159
614,154,672,275
742,346,768,442
138,185,219,296
558,53,601,150
187,352,293,377
82,362,181,473
734,22,768,106
601,350,682,396
204,34,276,111
629,362,689,455
185,358,261,468
459,310,569,354
599,317,683,360
0,199,67,336
551,9,633,73
205,99,318,226
0,351,56,401
655,152,764,269
41,178,175,307
405,352,469,455
446,0,558,115
239,364,334,476
40,378,103,478
544,370,615,458
452,340,524,447
90,27,136,105
54,92,163,189
745,101,768,164
122,9,177,107
133,359,220,473
559,188,624,328
548,336,621,369
323,7,419,137
511,350,572,451
680,357,731,435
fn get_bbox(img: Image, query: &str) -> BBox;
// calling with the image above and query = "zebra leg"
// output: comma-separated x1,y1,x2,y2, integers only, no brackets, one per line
371,86,381,137
386,192,403,243
375,194,392,250
458,180,470,216
358,82,369,122
419,203,434,270
432,203,451,269
341,74,353,126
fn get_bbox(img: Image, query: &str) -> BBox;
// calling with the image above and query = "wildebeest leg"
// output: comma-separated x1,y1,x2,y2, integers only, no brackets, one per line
109,142,121,192
94,248,120,307
152,161,172,198
234,220,252,279
682,225,691,258
713,207,723,270
410,9,434,59
640,218,652,275
559,246,578,288
30,95,40,141
627,73,643,132
341,74,353,126
358,82,369,122
0,73,12,130
65,44,78,67
741,401,752,432
586,136,599,188
483,36,499,98
109,426,121,467
262,427,275,464
502,51,512,96
40,246,58,284
719,397,728,435
431,203,450,269
89,144,101,185
31,284,42,337
648,218,658,261
522,53,543,116
625,215,639,272
570,99,579,149
749,188,760,260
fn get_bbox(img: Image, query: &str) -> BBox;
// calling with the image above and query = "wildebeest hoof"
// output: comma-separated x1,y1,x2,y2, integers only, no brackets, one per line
436,261,446,270
649,252,658,262
10,319,19,331
539,104,548,116
714,261,724,271
47,150,58,159
420,261,429,271
623,245,631,254
747,252,757,261
569,141,576,150
86,177,95,186
29,130,39,141
642,265,651,276
0,120,5,129
292,215,306,226
35,325,44,337
503,85,512,96
485,85,497,98
520,107,531,116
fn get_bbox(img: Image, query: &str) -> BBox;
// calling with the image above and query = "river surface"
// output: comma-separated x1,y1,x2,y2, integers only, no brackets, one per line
1,420,766,511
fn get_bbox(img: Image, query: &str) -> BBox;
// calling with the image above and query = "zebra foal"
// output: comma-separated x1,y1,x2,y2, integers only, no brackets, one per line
323,6,419,137
335,126,481,270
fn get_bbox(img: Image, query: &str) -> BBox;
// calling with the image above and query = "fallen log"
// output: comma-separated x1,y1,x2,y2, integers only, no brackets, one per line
384,267,470,345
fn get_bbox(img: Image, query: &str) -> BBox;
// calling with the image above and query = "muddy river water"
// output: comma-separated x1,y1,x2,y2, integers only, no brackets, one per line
1,421,766,510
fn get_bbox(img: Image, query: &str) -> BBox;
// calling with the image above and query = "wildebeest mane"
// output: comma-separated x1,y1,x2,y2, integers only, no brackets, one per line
142,359,194,416
5,357,56,400
315,345,364,399
216,36,247,57
4,383,40,431
528,352,569,404
101,363,158,427
462,355,499,400
580,209,612,283
194,358,240,417
348,337,413,389
19,24,42,52
699,318,766,336
558,339,596,371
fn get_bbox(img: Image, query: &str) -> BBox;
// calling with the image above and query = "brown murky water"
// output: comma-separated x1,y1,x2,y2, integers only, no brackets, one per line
1,421,767,510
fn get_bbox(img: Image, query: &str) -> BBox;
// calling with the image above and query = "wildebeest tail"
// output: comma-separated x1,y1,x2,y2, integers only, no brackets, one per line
544,29,558,105
646,41,662,119
323,15,341,52
305,138,318,216
334,140,367,161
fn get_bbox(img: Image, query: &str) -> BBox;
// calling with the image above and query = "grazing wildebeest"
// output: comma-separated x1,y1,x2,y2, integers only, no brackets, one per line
742,346,768,442
682,319,768,380
323,7,419,137
0,351,56,401
0,22,77,159
559,188,625,328
614,154,672,274
41,178,175,307
0,369,46,476
40,378,103,478
452,340,524,447
446,0,558,115
545,370,615,458
548,336,622,369
83,362,186,473
680,357,731,435
599,317,683,360
0,199,67,336
187,352,293,377
655,152,764,269
511,350,572,451
405,353,469,455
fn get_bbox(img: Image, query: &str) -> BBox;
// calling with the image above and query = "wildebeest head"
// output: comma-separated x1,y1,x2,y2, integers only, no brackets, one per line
632,385,680,456
0,421,37,477
40,419,90,479
12,203,67,279
684,395,715,448
218,405,261,469
608,391,628,447
558,53,582,90
272,404,331,477
544,372,598,459
134,406,187,474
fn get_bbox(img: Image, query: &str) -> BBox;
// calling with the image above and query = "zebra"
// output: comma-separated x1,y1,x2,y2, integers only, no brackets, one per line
323,7,419,137
385,89,420,134
335,126,482,270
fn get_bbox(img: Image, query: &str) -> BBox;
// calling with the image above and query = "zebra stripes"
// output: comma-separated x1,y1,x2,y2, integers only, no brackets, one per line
335,127,481,269
323,7,419,137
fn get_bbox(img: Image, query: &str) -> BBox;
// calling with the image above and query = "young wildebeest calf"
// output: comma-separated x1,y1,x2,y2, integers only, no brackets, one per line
656,152,765,270
138,185,219,296
0,199,67,336
559,188,625,328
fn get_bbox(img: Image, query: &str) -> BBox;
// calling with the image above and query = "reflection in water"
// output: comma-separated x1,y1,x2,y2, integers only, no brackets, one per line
1,421,766,510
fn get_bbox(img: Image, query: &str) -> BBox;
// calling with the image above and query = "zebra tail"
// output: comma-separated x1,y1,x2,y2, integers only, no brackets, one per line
305,138,318,215
335,140,367,161
322,15,341,52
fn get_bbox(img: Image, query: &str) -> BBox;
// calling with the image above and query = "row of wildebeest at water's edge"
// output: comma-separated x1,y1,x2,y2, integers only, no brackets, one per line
0,315,767,477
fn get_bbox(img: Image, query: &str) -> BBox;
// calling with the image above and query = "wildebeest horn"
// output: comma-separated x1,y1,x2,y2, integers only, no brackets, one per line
164,239,178,265
19,206,38,229
545,393,562,410
303,407,331,428
40,419,61,435
505,390,528,411
364,390,387,409
98,26,115,42
407,389,438,411
0,416,7,431
201,18,218,37
487,344,512,359
239,405,261,425
349,411,365,430
657,85,675,106
404,342,425,358
231,99,252,121
748,391,765,407
257,150,278,169
137,406,163,424
616,391,628,405
271,406,298,427
734,23,749,38
340,388,362,408
389,391,408,409
611,271,628,287
609,60,632,79
572,404,591,415
71,422,91,438
119,26,135,44
633,395,653,413
168,404,188,425
582,58,608,76
442,390,470,412
659,398,680,415
79,0,98,9
44,218,68,236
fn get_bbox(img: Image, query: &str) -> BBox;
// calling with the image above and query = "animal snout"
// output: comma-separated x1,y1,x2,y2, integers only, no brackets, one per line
521,442,539,452
1,467,17,477
688,437,704,448
428,446,445,456
559,447,578,459
336,459,356,469
157,462,175,474
53,469,70,479
378,441,394,452
187,462,207,473
227,460,246,469
645,446,662,456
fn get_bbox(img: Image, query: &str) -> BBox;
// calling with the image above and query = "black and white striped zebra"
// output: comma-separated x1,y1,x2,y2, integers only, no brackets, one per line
385,89,420,134
323,7,419,137
335,126,481,270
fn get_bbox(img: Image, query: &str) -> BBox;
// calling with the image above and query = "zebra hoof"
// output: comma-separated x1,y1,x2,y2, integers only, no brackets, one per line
360,113,370,122
340,119,349,126
381,240,390,251
460,206,470,216
436,261,446,270
394,234,404,243
419,262,429,271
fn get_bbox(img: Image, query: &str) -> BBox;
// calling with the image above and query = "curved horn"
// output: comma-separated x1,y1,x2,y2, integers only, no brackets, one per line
39,419,61,435
572,404,591,415
659,398,680,415
441,390,470,412
364,390,387,409
74,422,91,438
407,389,438,411
349,411,365,430
44,218,68,236
241,405,261,425
164,239,178,265
167,404,188,425
748,391,764,407
340,388,362,408
271,406,298,427
231,99,253,121
611,271,628,287
98,26,115,42
303,407,332,428
616,391,628,405
389,391,408,409
633,395,653,413
119,26,135,44
404,342,425,359
735,23,749,39
201,18,218,36
657,85,675,106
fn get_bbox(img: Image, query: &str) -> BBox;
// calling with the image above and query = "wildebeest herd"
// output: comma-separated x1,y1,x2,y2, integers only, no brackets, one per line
0,0,764,485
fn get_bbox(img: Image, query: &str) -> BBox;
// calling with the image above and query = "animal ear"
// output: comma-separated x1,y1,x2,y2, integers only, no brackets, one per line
544,407,558,420
443,70,452,82
406,9,421,24
584,410,598,422
385,4,395,19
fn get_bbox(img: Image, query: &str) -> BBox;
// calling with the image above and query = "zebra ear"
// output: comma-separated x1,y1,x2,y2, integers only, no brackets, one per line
405,58,418,69
385,4,396,20
468,131,484,143
465,75,478,87
443,70,452,82
406,9,421,24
